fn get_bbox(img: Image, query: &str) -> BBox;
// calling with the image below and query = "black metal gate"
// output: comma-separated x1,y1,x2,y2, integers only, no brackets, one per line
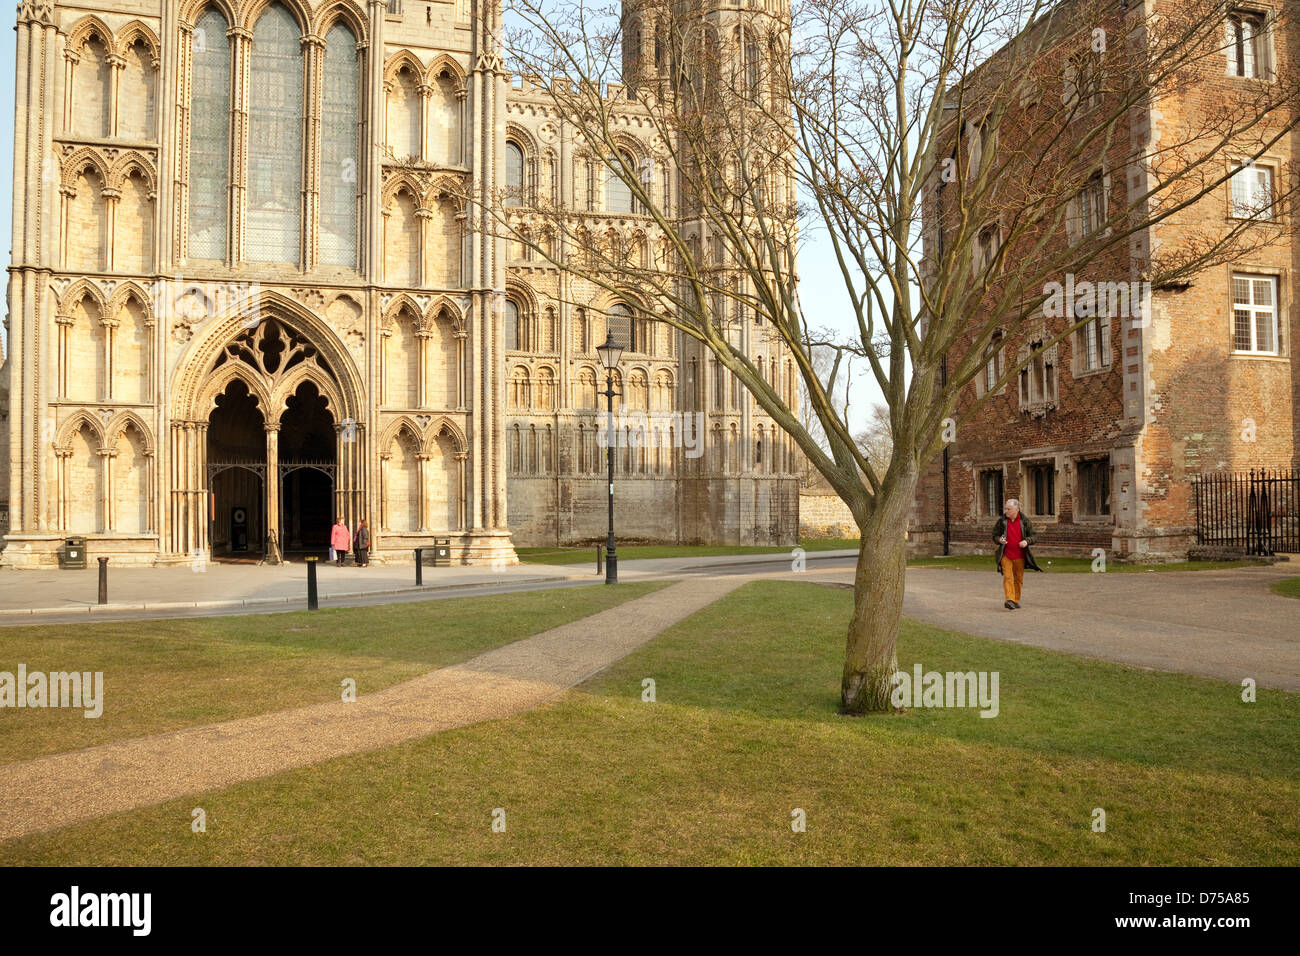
1193,468,1299,555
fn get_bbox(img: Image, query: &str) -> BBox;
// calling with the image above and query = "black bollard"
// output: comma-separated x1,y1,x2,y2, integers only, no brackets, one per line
306,556,319,611
97,557,108,605
596,544,603,575
414,548,423,586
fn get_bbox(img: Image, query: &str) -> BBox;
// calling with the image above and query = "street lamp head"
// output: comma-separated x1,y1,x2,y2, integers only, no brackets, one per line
596,332,624,371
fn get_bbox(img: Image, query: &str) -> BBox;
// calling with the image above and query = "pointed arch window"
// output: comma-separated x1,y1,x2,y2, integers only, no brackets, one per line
247,4,304,264
189,7,231,260
321,23,360,268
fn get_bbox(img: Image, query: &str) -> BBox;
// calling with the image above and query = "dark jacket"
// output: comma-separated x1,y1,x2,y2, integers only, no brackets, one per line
354,525,370,550
992,514,1044,572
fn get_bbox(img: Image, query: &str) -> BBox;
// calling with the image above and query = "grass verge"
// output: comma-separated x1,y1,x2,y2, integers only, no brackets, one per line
1270,577,1300,599
4,580,1295,865
0,581,668,763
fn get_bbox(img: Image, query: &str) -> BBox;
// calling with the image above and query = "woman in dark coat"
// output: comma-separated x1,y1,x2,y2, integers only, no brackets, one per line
353,519,370,567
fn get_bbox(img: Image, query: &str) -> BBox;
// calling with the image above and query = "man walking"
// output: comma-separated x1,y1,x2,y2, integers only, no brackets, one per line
992,498,1042,609
353,518,370,567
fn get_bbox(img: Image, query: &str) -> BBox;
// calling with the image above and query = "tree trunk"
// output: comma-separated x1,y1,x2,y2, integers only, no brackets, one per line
840,469,917,714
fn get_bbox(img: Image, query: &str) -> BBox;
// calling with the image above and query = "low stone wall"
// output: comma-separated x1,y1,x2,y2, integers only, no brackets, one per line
799,490,857,539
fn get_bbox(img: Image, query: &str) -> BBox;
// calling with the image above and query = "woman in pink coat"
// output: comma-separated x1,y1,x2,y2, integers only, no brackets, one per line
330,516,351,567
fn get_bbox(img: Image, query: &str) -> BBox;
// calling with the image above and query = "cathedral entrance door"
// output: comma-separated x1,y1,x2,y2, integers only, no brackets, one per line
278,382,337,555
207,379,268,559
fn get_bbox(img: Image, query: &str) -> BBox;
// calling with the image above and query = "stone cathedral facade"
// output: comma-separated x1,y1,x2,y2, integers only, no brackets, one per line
1,0,799,568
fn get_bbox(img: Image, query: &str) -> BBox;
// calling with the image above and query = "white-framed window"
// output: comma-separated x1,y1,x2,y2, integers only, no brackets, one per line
1226,10,1269,78
1231,273,1281,354
1230,162,1273,219
1075,297,1111,373
1019,334,1058,413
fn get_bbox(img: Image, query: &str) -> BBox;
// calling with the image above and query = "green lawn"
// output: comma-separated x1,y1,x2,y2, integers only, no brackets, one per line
5,580,1294,866
907,555,1255,573
1271,577,1300,598
516,538,859,565
0,581,667,764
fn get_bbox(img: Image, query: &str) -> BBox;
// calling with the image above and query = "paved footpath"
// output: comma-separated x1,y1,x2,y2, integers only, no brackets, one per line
0,560,575,619
808,562,1300,691
0,575,745,841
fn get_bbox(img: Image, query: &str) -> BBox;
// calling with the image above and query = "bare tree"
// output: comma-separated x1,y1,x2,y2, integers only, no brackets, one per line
855,403,893,479
798,339,852,486
484,0,1300,712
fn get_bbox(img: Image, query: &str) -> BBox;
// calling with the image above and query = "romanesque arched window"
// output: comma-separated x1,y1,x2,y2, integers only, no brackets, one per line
505,299,523,350
505,141,524,206
535,367,556,410
321,23,360,268
189,7,231,260
509,366,531,409
606,302,633,349
247,4,303,264
606,151,637,214
577,367,598,410
628,370,649,411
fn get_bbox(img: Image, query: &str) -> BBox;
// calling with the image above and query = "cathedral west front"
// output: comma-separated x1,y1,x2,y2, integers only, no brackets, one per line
1,0,799,567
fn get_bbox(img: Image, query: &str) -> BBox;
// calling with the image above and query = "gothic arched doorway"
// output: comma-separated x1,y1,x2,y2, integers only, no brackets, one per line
178,306,366,563
207,379,266,556
279,381,336,552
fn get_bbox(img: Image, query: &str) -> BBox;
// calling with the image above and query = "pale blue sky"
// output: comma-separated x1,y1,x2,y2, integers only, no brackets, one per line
2,4,16,327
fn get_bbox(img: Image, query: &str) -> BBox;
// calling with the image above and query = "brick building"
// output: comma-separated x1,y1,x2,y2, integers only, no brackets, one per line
911,0,1298,561
1,0,798,568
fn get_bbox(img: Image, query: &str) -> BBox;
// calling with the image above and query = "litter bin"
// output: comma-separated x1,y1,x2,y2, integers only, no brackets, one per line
60,536,87,570
433,538,451,567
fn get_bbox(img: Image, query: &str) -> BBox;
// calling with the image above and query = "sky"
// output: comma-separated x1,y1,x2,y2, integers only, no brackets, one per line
2,4,15,359
0,4,879,433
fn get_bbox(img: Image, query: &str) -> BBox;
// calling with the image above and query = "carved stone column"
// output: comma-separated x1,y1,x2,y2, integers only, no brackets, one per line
228,26,253,265
106,52,125,138
55,312,73,397
415,328,431,407
99,447,114,532
416,452,431,531
264,423,280,561
302,33,326,271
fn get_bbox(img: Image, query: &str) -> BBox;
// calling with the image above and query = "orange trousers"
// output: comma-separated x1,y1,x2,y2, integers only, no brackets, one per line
1001,557,1025,602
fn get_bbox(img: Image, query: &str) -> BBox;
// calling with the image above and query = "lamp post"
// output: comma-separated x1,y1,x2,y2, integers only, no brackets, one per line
596,332,624,584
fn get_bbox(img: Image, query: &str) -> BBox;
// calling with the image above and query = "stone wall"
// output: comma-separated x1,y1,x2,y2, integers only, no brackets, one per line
799,489,856,539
